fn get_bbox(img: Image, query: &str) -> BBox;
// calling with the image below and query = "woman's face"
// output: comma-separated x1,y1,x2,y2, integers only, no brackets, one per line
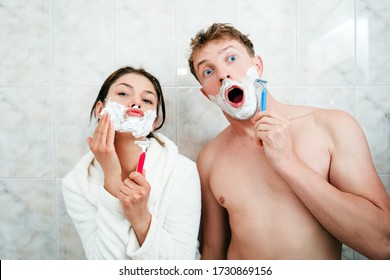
95,72,159,138
102,72,158,115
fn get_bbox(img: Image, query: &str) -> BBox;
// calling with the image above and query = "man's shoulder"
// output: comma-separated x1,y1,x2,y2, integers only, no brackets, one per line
197,126,231,166
309,107,357,129
289,104,354,126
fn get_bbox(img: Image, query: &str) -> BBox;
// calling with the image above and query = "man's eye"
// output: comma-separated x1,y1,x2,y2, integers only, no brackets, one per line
204,69,213,76
228,55,237,62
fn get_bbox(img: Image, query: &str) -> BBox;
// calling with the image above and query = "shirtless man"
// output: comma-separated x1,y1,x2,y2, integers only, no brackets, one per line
188,23,390,259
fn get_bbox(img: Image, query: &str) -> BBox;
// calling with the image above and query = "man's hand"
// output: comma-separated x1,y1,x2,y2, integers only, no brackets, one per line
252,111,295,165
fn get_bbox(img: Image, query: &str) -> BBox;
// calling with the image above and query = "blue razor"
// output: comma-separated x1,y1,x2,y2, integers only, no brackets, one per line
256,79,267,111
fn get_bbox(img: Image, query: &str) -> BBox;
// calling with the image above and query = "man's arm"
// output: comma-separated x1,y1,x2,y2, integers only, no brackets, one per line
197,148,230,259
268,110,390,259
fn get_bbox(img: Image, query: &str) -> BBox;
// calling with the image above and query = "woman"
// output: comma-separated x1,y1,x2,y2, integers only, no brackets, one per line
62,66,201,259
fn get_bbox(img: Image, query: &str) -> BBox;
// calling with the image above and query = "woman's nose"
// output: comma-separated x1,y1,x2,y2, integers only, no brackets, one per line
129,94,142,108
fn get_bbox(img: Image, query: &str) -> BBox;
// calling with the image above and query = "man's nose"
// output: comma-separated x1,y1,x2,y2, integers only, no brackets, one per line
219,74,231,84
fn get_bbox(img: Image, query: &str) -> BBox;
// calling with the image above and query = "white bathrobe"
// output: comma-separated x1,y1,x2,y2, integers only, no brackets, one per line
62,133,201,260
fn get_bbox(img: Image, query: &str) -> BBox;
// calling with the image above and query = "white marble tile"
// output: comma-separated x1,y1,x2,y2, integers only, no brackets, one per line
297,87,355,116
55,87,97,177
297,0,355,85
0,0,52,86
380,176,390,197
238,0,296,86
353,250,369,260
341,244,354,260
53,0,114,86
0,88,55,178
156,87,177,143
115,0,175,86
356,87,390,173
177,87,229,161
176,0,237,87
0,179,56,259
56,180,86,259
269,87,297,105
356,0,390,85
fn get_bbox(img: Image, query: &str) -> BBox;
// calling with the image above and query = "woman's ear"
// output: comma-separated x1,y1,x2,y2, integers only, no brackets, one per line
254,55,264,77
95,101,104,119
151,117,158,132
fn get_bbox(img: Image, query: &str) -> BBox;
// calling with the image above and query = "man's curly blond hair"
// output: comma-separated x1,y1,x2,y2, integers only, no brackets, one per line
188,23,255,81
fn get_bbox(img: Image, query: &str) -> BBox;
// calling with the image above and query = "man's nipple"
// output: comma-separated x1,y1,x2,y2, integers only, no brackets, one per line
219,196,225,205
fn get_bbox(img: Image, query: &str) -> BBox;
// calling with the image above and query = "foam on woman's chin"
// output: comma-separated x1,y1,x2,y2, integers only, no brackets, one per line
100,100,156,138
209,66,260,120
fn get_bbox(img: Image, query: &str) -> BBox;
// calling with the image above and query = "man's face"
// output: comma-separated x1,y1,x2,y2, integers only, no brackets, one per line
192,39,263,120
193,40,261,96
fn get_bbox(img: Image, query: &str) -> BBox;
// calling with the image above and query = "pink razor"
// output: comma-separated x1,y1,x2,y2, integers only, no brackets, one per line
135,140,151,174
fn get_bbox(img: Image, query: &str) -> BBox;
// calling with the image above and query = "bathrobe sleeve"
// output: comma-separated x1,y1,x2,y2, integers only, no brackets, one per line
126,155,201,259
62,152,131,259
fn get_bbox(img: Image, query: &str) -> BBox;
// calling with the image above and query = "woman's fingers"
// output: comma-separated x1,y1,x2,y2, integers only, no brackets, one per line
88,113,114,152
106,116,115,145
96,113,110,145
119,173,150,197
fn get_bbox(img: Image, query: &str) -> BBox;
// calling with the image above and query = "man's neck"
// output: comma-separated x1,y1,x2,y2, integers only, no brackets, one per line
225,92,283,132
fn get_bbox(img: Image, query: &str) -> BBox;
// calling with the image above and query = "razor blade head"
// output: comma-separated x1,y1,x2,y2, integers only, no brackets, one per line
134,139,151,152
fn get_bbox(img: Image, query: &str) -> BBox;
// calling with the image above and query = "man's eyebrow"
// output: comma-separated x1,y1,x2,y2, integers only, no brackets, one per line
196,59,208,73
195,45,235,73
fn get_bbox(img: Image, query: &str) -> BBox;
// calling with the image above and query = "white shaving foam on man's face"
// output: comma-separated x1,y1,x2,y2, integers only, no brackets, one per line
208,66,260,120
100,100,157,138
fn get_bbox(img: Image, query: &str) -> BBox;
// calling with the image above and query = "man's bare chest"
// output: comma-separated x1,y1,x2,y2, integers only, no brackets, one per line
208,135,331,210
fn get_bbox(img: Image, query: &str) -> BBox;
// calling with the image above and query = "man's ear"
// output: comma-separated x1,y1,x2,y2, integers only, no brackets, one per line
254,55,264,77
200,88,211,100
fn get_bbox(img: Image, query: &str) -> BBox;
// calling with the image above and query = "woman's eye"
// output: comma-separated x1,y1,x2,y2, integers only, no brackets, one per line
118,92,128,96
143,99,153,104
204,68,213,76
228,55,237,62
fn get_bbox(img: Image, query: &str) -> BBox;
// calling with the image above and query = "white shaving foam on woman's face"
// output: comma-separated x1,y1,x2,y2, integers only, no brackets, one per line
100,100,157,138
208,66,261,120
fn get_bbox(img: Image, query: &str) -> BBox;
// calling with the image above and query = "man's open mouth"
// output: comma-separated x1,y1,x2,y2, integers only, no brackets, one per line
226,86,244,108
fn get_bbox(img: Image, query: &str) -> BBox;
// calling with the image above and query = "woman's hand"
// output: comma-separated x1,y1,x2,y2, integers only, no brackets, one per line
117,171,152,245
87,113,122,195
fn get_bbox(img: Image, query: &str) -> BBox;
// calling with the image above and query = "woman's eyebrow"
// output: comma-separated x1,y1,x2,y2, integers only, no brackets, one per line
117,82,133,89
143,90,157,98
116,82,156,97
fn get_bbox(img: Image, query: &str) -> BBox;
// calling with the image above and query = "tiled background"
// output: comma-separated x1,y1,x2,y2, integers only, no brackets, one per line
0,0,389,260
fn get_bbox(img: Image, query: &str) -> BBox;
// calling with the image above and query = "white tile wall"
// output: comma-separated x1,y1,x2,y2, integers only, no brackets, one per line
1,0,388,260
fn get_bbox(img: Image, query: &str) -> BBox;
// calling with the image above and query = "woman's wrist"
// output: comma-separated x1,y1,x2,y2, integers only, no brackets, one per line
104,177,122,196
132,212,152,245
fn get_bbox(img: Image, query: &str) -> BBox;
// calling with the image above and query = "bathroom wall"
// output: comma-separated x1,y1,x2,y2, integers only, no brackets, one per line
0,0,389,260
